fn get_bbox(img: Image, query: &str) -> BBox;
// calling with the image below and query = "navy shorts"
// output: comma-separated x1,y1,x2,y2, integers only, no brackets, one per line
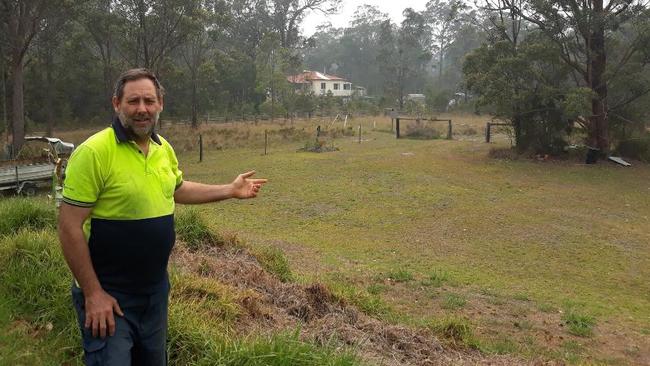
71,284,169,366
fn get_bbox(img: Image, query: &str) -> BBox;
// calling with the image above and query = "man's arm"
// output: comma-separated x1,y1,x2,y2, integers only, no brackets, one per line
58,203,123,338
174,170,267,204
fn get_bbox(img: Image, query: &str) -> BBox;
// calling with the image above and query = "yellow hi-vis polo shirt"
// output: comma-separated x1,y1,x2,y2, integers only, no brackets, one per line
62,117,183,294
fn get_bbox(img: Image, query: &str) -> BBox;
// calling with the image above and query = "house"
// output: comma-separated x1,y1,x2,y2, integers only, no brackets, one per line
287,70,356,97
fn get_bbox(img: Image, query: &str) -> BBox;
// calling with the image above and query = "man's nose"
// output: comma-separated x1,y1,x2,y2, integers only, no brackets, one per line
136,100,147,113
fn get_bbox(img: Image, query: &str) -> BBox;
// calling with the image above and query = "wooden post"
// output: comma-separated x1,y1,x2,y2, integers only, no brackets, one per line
447,120,452,140
391,119,394,132
396,118,400,139
199,134,203,162
485,122,491,143
264,130,268,155
358,125,361,144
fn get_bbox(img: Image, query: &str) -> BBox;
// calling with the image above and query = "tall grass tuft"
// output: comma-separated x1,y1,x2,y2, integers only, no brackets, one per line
429,316,478,348
250,245,294,282
563,309,596,337
0,198,56,236
0,228,80,363
175,208,225,251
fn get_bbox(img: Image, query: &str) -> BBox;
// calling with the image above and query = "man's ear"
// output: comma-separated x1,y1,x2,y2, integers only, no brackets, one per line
111,96,120,113
159,95,164,111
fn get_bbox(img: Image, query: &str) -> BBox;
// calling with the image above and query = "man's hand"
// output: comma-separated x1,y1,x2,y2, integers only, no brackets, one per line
84,289,124,338
230,171,267,199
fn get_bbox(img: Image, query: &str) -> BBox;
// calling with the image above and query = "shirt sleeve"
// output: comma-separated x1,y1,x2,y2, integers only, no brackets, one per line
62,145,103,207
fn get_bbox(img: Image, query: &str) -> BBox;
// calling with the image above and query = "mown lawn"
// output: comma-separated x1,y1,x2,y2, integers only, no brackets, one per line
173,115,650,363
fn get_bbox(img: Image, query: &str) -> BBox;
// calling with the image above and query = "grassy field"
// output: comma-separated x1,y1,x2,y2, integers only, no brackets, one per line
168,114,650,364
1,113,649,365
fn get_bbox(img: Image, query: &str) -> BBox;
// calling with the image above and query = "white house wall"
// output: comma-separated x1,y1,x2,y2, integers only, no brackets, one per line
310,81,353,97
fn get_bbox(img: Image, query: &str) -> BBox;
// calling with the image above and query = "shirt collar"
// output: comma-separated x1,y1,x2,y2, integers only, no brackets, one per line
112,115,162,145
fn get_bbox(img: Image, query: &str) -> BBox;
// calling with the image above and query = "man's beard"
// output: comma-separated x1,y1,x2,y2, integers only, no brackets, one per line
118,110,159,141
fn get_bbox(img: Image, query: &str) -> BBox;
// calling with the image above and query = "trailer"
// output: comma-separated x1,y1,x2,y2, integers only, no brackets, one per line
0,137,74,196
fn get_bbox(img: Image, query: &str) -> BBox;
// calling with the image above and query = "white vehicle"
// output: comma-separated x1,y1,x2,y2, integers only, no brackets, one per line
0,137,74,196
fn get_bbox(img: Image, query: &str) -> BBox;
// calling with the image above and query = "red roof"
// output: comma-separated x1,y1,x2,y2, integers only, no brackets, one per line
287,70,347,84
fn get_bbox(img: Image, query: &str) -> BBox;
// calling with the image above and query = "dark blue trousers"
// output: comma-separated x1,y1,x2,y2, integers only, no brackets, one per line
71,284,168,366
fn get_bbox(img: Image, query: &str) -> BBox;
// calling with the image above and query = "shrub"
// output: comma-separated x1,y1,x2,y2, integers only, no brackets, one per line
404,122,442,140
615,133,650,162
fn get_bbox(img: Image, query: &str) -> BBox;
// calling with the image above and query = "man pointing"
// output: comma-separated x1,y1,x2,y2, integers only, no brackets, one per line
58,68,267,365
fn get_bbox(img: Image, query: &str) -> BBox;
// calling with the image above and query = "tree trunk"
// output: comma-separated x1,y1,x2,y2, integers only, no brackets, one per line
587,0,608,153
11,58,25,154
45,49,54,136
191,73,198,128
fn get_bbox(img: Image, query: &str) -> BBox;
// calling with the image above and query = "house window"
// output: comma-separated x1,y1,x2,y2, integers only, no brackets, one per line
321,83,326,90
334,83,339,90
344,84,351,90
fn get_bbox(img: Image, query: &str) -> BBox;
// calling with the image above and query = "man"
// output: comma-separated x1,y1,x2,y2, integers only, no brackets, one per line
58,68,266,365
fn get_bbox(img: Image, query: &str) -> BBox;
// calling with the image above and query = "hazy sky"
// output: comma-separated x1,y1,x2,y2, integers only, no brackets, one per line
301,0,429,36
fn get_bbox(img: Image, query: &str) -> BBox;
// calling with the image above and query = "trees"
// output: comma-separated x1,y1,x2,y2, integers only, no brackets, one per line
1,0,71,153
501,0,650,153
424,0,468,83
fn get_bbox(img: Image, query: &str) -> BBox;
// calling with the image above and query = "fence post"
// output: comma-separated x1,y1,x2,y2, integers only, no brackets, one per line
447,120,452,140
264,130,268,155
396,118,400,139
485,122,491,143
358,125,361,144
199,134,203,162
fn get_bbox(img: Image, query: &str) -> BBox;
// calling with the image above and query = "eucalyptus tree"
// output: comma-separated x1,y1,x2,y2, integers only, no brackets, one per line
500,0,650,153
270,0,341,48
377,10,432,109
114,0,192,73
1,0,76,152
424,0,468,83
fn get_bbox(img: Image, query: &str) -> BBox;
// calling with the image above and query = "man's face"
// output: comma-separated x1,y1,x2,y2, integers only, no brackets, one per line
112,78,163,142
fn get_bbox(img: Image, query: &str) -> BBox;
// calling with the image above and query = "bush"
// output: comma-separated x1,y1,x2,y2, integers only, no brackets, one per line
404,122,442,140
615,133,650,162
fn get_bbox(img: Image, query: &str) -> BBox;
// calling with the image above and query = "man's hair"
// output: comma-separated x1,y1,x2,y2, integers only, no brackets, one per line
113,68,165,101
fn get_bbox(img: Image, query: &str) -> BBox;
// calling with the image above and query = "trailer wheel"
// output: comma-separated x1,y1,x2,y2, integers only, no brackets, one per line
20,182,37,197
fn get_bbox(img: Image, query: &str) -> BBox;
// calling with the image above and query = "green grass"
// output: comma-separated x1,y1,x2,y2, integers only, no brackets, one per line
0,197,56,236
249,245,294,282
429,316,477,347
175,207,225,251
421,269,451,287
386,269,414,283
441,293,467,310
563,308,596,337
0,198,360,365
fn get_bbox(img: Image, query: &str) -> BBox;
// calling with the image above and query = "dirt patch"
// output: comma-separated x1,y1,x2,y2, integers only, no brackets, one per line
171,244,539,365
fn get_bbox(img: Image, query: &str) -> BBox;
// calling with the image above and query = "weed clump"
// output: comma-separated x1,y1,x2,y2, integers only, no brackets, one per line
298,139,339,153
387,269,414,283
430,316,477,347
250,245,293,282
441,293,467,310
175,208,224,251
404,122,442,140
563,309,596,337
0,198,56,236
